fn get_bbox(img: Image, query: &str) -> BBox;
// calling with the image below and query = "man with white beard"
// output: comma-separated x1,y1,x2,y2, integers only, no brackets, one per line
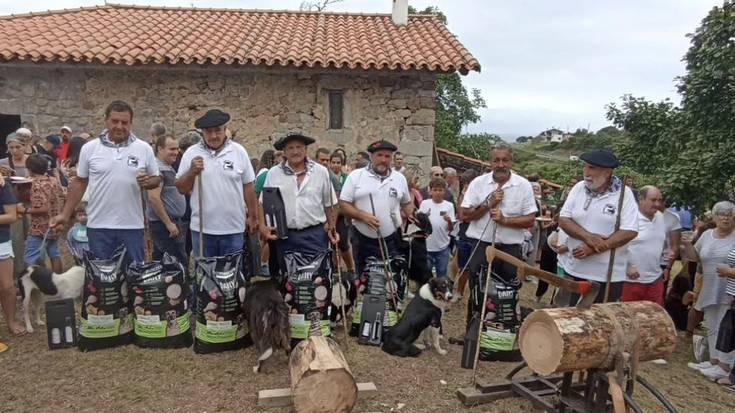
558,150,638,303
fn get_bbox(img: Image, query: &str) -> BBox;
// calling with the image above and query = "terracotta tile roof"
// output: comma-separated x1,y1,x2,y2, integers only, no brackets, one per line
0,4,480,73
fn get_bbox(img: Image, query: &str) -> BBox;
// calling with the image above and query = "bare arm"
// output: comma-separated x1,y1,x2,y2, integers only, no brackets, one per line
461,203,491,222
400,201,415,220
175,169,197,195
559,216,594,244
497,213,535,229
147,186,174,228
56,177,88,222
604,230,638,250
243,182,258,234
340,200,369,222
0,203,17,225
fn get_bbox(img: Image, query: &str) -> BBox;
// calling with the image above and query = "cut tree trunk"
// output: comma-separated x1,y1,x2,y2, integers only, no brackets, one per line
289,335,358,413
519,301,677,375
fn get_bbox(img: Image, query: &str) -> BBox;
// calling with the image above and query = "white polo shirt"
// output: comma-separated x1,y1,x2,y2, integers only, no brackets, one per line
340,167,410,239
176,140,255,235
627,211,667,284
77,134,159,229
419,199,456,252
556,229,571,270
660,209,682,266
262,159,337,230
559,180,638,282
461,172,537,244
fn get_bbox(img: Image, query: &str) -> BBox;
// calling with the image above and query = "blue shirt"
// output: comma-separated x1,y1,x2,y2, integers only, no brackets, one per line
669,206,692,230
0,183,18,243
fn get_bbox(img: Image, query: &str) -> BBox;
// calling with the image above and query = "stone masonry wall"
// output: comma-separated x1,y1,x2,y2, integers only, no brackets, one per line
0,64,436,176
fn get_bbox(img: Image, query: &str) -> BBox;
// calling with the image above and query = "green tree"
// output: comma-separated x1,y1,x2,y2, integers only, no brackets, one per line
607,4,734,210
410,6,487,155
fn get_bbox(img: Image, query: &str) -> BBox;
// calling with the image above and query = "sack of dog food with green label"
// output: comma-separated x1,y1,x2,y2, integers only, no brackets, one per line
193,252,250,354
128,253,192,349
282,251,333,343
78,247,133,351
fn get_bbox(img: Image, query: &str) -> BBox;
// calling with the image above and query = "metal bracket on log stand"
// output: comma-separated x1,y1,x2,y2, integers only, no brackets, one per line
455,248,678,413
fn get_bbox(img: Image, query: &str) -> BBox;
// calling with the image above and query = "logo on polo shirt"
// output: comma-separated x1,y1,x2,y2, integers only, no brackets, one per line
603,204,617,215
223,160,234,171
126,155,139,168
389,187,398,198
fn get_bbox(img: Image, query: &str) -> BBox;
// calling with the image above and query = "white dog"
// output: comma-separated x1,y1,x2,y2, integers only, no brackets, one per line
19,265,85,333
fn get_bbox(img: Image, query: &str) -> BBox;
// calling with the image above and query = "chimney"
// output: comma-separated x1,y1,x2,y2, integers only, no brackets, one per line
392,0,408,26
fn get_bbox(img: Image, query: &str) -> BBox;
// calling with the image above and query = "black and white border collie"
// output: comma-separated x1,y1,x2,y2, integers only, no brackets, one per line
19,265,85,333
381,277,453,357
242,279,291,373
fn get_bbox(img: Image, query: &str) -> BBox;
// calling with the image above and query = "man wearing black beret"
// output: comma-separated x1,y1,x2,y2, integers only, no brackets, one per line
558,149,639,303
175,109,259,257
339,140,414,272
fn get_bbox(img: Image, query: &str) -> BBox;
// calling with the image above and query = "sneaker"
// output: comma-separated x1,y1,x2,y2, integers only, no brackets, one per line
700,365,728,380
651,359,667,365
687,361,713,371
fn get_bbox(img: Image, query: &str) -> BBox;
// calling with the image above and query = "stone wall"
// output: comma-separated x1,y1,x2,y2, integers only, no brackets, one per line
0,64,436,175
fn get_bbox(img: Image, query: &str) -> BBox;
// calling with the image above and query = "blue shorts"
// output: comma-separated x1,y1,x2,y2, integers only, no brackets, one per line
457,237,476,269
24,235,60,265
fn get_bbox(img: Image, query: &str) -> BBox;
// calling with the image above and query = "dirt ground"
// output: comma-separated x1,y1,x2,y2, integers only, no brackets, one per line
2,274,735,413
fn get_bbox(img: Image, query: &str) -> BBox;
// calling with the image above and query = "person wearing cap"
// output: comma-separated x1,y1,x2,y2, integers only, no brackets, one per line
558,149,638,303
460,143,537,326
339,140,414,272
175,109,258,258
50,100,160,265
32,134,60,175
56,126,72,162
260,134,338,274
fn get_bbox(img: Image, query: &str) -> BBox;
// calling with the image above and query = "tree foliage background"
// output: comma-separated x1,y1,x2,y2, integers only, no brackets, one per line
607,4,735,210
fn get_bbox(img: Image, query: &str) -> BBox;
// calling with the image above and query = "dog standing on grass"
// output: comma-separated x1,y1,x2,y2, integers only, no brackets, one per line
19,265,85,333
243,279,291,373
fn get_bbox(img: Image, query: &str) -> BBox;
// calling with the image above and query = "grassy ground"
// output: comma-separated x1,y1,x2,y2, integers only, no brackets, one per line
2,270,735,412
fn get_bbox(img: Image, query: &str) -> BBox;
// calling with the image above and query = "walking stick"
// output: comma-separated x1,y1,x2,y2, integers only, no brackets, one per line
197,174,204,258
603,176,627,303
368,194,399,316
471,225,497,387
332,241,350,349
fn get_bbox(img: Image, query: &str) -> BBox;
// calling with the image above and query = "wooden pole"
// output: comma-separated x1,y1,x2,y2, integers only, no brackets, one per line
471,226,497,386
197,175,204,258
603,176,627,302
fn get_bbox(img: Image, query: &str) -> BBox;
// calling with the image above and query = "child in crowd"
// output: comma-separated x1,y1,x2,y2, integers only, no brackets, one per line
419,177,456,278
66,202,89,265
23,154,63,273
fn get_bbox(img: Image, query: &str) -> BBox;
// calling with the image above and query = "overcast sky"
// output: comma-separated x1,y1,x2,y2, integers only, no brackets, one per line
0,0,722,138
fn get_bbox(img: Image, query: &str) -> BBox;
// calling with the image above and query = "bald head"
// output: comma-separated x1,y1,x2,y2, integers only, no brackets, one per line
638,185,663,218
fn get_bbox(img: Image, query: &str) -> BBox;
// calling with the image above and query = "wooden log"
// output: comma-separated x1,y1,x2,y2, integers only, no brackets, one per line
258,382,376,408
289,313,358,413
518,301,677,375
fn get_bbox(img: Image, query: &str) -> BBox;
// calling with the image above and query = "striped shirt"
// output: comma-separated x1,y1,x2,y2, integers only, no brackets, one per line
727,249,735,296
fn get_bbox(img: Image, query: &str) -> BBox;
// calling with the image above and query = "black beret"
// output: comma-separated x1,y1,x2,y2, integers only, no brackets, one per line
194,109,230,129
579,150,620,168
273,133,316,150
366,140,398,153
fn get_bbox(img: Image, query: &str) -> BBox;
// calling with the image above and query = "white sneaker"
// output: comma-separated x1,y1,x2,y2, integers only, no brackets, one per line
700,365,728,380
651,359,667,365
687,361,713,371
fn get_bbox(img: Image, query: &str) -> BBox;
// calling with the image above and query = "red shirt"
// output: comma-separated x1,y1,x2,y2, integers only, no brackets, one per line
55,140,70,161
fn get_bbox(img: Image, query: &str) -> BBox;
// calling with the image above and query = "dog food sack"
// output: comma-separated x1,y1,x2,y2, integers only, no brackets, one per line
193,252,250,354
128,254,192,349
468,264,523,362
282,251,333,342
350,257,407,338
78,247,133,351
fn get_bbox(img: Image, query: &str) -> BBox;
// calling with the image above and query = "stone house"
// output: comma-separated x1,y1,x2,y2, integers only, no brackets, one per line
0,3,479,174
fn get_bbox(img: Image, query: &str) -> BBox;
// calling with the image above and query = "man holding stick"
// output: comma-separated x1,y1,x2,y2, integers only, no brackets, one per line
50,100,160,265
339,140,414,273
175,109,258,257
460,143,537,326
558,150,638,303
259,134,338,267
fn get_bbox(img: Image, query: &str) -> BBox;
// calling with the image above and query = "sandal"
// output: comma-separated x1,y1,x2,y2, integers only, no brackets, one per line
9,325,27,336
715,377,733,386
